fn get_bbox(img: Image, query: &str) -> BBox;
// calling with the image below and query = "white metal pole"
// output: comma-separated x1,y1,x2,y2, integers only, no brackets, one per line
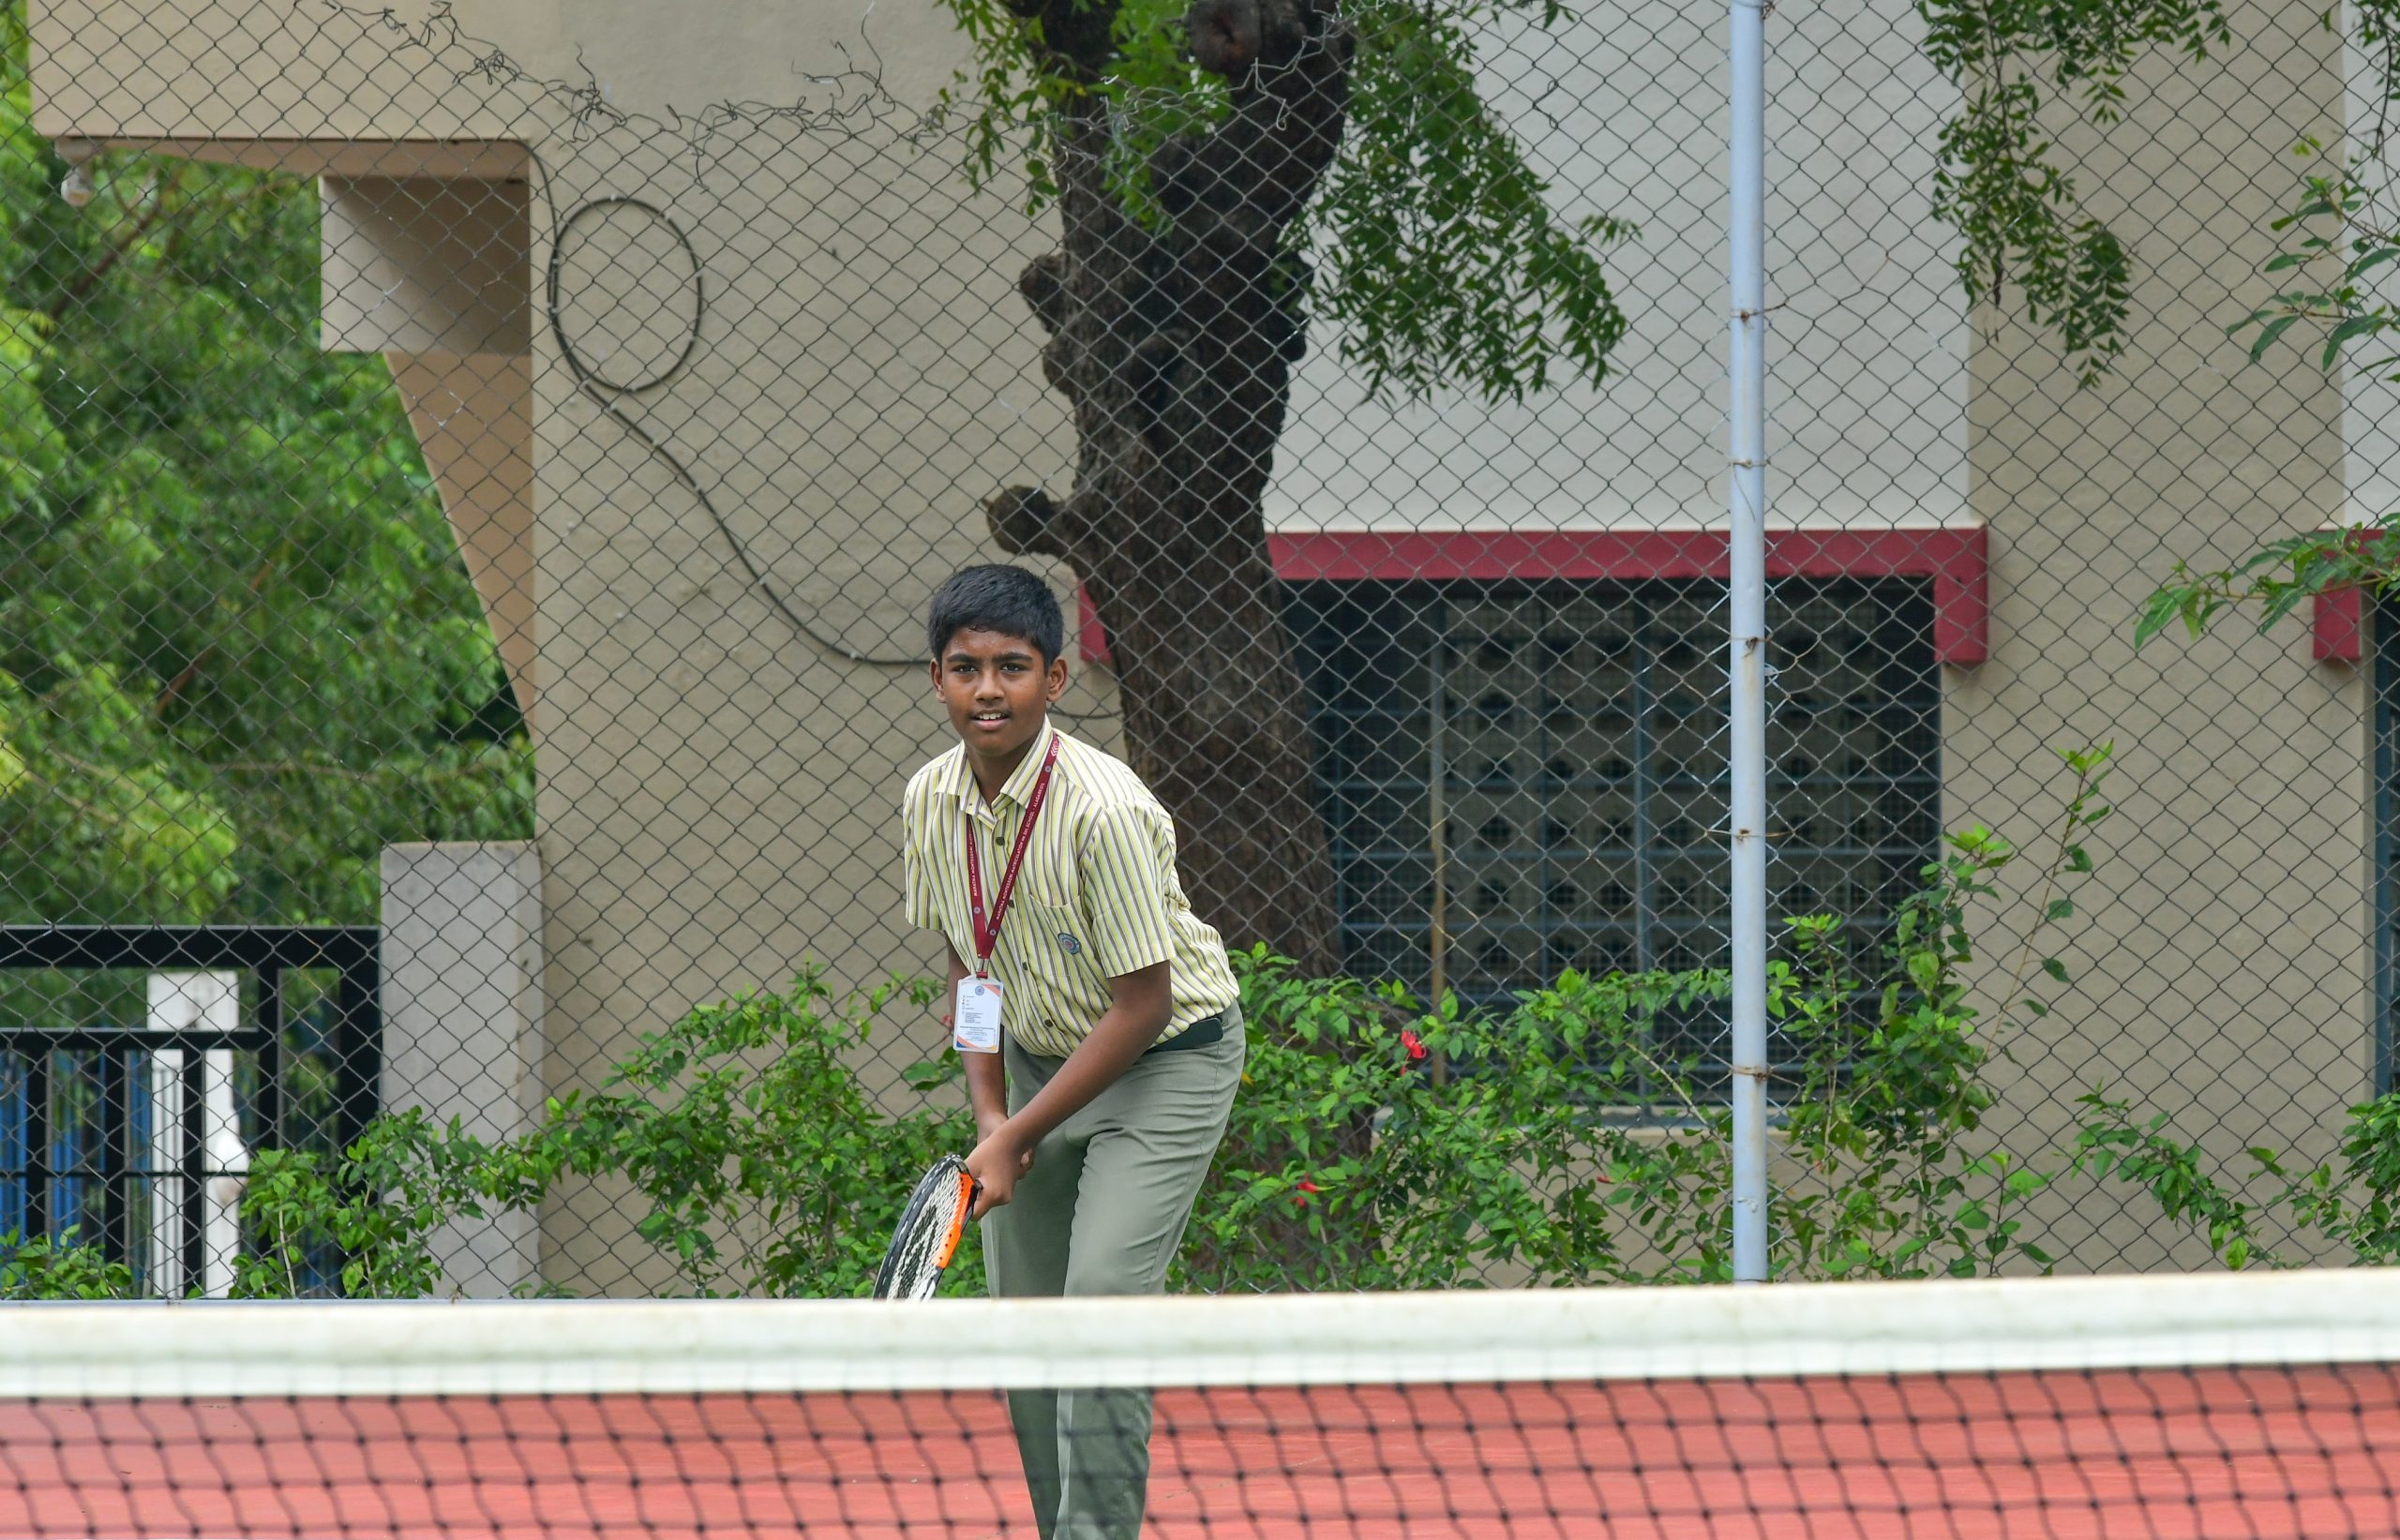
147,972,248,1298
1726,0,1771,1284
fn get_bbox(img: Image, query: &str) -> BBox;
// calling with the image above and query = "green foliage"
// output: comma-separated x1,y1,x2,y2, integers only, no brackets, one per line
0,6,530,934
2138,37,2400,643
2049,749,2398,1270
521,969,976,1297
206,747,2186,1298
0,734,2350,1298
1186,745,2115,1290
2294,1092,2400,1264
2227,144,2400,377
235,968,980,1300
933,0,1628,405
1304,0,1630,403
1918,0,2228,385
1179,957,1732,1290
2075,1088,2400,1269
2070,1095,2267,1269
2134,520,2392,648
234,1110,551,1300
0,1224,133,1298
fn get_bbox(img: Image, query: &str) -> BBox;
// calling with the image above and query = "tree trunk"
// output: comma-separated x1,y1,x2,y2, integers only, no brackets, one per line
986,0,1355,973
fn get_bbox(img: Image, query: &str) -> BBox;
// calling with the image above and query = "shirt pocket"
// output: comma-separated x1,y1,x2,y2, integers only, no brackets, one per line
1015,901,1100,979
1013,844,1077,910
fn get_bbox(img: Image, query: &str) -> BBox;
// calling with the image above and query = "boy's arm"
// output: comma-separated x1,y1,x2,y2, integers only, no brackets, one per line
964,960,1171,1217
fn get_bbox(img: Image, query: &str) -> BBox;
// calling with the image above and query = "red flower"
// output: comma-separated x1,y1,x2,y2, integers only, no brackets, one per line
1293,1179,1321,1208
1401,1028,1429,1063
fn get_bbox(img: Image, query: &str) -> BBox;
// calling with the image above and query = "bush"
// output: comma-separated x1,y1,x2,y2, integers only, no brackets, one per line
12,740,2377,1298
1181,958,1731,1290
215,775,2097,1296
236,967,977,1299
0,1226,133,1299
1185,810,2072,1289
15,743,2122,1296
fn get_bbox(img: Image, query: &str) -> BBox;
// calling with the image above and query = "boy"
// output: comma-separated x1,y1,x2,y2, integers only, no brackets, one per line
899,563,1246,1540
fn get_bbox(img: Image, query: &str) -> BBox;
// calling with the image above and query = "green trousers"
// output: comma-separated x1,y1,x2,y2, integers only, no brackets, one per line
982,1009,1244,1540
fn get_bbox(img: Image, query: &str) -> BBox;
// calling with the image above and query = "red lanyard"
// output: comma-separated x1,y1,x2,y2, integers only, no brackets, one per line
963,733,1062,975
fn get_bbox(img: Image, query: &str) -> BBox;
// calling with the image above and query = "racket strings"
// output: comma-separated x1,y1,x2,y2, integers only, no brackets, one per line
875,1153,974,1300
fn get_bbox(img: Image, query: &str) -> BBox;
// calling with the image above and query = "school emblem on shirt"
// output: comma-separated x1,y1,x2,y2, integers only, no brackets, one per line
1058,933,1082,955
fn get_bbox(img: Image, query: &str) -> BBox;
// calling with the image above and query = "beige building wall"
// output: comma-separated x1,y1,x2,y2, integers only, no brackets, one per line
25,0,2381,1286
2346,4,2400,531
1269,0,1969,536
31,0,1114,1292
1953,0,2365,1268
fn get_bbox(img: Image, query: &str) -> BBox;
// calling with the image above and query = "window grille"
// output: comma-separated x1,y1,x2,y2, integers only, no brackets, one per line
1288,577,1941,1090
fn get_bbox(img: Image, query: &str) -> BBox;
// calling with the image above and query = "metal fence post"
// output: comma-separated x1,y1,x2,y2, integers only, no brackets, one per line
1726,0,1771,1285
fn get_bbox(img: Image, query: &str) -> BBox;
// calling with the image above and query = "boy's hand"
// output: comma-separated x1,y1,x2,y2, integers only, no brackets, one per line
965,1126,1035,1218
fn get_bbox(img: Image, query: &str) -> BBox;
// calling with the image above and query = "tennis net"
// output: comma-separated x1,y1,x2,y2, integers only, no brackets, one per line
2,1269,2396,1537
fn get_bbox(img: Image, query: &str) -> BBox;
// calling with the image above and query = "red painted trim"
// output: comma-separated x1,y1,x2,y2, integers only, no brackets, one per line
1076,526,1990,665
2317,585,2365,663
2311,530,2387,663
1076,583,1110,667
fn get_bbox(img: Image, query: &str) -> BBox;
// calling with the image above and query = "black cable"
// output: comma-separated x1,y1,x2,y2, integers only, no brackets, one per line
352,2,1116,707
537,169,924,666
533,172,1121,720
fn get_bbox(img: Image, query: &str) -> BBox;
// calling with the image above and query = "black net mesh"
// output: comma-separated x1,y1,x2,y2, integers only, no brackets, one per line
0,0,2396,1304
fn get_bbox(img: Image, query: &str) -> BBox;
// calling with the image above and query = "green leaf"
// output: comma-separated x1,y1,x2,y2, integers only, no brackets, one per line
2248,312,2304,361
2323,312,2388,369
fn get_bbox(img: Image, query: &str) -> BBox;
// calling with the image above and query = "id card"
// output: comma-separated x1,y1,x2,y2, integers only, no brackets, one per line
954,976,1003,1054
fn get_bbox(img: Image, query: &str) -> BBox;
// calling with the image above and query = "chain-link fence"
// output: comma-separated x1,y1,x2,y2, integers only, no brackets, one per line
1,0,2392,1296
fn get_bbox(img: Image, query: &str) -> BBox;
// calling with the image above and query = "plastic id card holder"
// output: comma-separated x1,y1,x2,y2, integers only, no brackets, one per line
955,976,1002,1054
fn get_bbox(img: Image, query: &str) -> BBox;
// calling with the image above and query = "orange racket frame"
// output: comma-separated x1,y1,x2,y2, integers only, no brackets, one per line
935,1167,978,1271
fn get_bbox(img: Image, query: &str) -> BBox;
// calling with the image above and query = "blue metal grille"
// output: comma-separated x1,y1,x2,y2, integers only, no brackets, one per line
0,1046,154,1265
0,928,380,1293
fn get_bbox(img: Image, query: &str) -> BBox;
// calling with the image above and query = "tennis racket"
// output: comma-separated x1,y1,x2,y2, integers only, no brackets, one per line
873,1152,980,1299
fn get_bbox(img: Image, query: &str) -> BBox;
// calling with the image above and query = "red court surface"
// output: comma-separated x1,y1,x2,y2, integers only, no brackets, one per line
1,1366,2394,1538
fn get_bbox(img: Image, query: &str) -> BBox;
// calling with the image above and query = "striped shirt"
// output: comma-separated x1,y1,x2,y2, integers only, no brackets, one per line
902,722,1239,1057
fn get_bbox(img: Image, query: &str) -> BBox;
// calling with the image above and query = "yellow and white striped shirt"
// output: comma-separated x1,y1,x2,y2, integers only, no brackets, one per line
902,723,1239,1057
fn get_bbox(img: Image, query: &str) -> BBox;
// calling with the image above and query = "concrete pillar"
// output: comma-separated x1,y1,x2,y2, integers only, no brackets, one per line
380,841,546,1296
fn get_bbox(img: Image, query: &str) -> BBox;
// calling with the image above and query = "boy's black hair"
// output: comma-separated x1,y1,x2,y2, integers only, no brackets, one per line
926,564,1065,666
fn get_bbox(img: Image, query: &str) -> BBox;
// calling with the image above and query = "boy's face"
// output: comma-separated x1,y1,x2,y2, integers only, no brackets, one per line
931,628,1068,764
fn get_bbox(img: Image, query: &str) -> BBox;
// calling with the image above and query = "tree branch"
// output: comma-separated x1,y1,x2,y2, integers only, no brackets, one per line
1018,251,1068,336
1021,0,1124,78
47,167,301,321
1176,0,1354,228
985,486,1067,557
48,173,178,319
154,548,279,718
